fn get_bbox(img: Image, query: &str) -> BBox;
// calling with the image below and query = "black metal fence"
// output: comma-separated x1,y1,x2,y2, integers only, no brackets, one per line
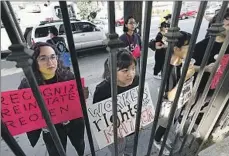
1,1,229,156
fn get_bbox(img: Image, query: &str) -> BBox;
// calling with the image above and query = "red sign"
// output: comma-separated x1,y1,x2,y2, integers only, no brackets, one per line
211,54,229,89
1,79,84,136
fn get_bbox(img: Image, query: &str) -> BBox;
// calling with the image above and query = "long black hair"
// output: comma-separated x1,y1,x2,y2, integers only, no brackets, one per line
30,42,68,84
175,31,192,48
102,48,137,80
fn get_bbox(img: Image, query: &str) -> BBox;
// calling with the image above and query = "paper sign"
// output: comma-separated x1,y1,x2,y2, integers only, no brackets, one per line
87,83,154,149
177,76,194,109
211,54,229,89
1,79,84,136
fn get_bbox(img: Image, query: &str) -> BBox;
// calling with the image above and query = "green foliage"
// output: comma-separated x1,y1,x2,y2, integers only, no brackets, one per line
76,1,101,20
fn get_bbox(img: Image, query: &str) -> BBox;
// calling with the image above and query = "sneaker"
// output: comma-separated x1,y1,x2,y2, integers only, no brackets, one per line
153,74,162,80
154,141,170,155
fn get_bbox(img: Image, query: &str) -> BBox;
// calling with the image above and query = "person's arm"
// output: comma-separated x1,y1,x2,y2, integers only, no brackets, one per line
66,71,89,99
137,34,142,50
155,33,164,49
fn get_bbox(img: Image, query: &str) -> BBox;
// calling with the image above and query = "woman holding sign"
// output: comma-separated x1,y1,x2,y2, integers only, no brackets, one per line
93,49,139,156
18,42,86,156
154,31,194,155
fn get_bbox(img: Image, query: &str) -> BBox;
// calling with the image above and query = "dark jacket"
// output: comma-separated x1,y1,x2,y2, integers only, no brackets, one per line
18,70,82,147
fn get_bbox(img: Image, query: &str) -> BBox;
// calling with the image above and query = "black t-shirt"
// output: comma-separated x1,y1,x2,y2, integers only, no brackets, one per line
192,38,229,93
44,75,58,84
93,76,139,103
155,32,166,54
164,64,181,99
119,33,142,52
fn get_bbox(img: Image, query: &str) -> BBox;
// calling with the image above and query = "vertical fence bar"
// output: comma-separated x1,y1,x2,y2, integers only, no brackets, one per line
107,2,119,155
178,2,229,152
146,1,183,156
195,64,229,154
9,47,67,156
132,1,152,156
2,2,66,156
1,121,26,156
5,1,26,43
108,1,116,34
168,1,208,155
187,30,229,150
58,1,96,156
158,2,200,156
1,1,22,44
197,81,229,153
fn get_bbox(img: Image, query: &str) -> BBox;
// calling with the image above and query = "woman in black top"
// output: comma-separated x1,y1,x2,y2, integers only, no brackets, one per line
153,21,170,80
18,42,85,156
93,49,139,156
191,8,229,124
154,31,194,155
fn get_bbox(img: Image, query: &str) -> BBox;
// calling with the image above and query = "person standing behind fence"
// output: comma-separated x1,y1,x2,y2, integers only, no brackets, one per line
18,42,86,156
154,31,194,155
190,8,229,124
46,26,72,71
119,16,142,75
153,21,170,80
93,49,139,156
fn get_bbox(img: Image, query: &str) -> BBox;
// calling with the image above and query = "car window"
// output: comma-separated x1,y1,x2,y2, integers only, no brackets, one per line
77,22,95,33
59,23,77,35
34,26,56,38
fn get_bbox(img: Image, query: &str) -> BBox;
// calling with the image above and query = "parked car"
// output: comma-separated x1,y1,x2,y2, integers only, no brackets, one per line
1,12,21,57
179,8,197,20
204,5,221,21
91,19,108,34
115,17,124,26
25,5,41,13
1,28,12,57
24,20,107,51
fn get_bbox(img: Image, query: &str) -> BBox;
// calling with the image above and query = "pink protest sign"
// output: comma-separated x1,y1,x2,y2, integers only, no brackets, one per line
211,54,229,89
1,79,84,136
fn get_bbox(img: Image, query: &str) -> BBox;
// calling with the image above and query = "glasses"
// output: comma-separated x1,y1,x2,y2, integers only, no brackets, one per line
128,21,137,25
37,54,57,63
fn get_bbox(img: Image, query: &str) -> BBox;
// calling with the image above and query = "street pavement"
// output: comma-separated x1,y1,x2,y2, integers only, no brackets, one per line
1,16,208,156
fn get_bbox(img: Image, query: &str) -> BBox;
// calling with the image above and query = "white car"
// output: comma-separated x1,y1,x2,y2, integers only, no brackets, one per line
204,3,221,21
1,28,12,57
24,20,107,51
25,5,41,13
91,19,108,34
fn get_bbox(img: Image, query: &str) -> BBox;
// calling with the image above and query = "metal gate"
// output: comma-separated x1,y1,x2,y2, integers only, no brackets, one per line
1,1,229,156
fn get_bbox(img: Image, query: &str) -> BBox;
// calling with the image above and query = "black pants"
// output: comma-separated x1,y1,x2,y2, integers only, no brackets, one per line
43,118,85,156
154,50,165,75
155,105,185,142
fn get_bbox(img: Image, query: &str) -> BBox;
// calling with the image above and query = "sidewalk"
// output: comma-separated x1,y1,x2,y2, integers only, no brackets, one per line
1,50,199,156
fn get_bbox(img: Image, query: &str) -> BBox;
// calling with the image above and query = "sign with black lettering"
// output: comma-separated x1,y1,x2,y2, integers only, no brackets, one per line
1,80,84,136
87,83,154,149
